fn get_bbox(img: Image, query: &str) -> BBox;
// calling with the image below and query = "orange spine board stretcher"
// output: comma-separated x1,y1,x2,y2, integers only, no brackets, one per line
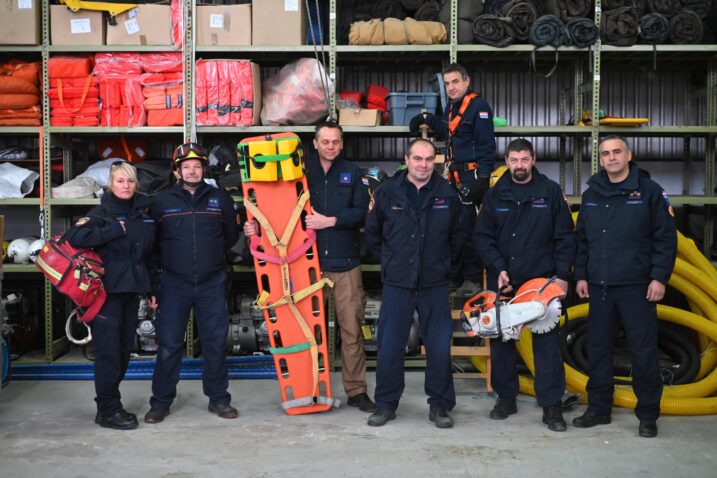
238,132,337,415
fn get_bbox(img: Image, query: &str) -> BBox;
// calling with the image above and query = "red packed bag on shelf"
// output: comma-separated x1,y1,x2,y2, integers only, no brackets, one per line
52,105,101,117
203,60,219,125
49,77,98,88
100,107,120,127
0,118,41,126
123,77,145,107
143,94,183,110
50,97,100,109
140,53,182,73
0,105,41,119
72,116,100,126
120,106,146,127
47,86,100,100
217,61,232,126
367,84,389,108
94,53,142,76
228,61,242,125
195,59,209,125
0,77,39,95
147,108,183,126
1,61,40,84
237,61,255,126
50,116,72,126
0,93,40,109
100,80,123,107
48,56,94,78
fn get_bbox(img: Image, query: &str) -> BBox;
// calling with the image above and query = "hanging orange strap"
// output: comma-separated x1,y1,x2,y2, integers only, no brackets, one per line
448,92,477,135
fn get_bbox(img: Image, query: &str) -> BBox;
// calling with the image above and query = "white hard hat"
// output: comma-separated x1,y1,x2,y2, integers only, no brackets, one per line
28,239,45,263
7,237,37,264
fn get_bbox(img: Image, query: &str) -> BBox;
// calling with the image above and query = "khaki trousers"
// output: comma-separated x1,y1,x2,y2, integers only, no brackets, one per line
324,267,367,397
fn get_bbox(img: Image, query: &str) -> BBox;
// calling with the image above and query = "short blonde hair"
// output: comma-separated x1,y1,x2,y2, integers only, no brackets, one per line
108,162,138,193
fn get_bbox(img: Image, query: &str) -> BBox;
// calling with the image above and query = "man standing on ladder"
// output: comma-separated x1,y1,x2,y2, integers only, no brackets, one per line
410,63,496,297
245,122,375,412
474,138,576,432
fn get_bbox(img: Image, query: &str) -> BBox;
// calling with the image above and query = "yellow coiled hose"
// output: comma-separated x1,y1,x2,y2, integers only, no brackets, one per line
471,231,717,415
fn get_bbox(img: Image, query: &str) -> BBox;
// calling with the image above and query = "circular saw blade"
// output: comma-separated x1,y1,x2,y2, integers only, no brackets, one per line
526,298,562,334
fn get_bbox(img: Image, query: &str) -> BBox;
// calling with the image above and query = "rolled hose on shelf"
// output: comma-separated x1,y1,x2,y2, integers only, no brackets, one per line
472,230,717,415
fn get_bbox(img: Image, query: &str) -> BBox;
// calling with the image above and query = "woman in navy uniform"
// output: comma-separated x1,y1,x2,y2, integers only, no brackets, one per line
68,161,156,430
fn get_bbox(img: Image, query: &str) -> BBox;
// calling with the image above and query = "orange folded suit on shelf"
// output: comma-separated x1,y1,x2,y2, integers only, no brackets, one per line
0,60,42,125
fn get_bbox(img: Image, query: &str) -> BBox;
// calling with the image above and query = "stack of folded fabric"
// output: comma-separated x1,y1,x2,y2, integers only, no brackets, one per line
48,56,100,127
94,53,146,127
140,53,184,127
0,60,42,126
195,59,256,126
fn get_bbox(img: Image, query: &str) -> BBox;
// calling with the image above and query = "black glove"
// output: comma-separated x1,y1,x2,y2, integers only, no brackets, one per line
409,112,428,134
473,175,490,206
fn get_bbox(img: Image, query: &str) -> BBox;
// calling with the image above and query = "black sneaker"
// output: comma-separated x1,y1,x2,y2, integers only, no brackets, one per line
429,405,453,428
347,393,377,413
367,408,396,427
95,411,139,430
489,396,517,420
572,410,611,428
638,420,658,438
542,405,567,432
208,402,239,419
144,405,170,424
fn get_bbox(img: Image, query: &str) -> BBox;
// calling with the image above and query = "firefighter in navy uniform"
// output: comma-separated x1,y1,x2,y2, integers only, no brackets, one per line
410,63,496,297
573,136,677,438
364,139,466,428
244,122,375,412
474,139,576,432
68,162,156,430
144,142,239,424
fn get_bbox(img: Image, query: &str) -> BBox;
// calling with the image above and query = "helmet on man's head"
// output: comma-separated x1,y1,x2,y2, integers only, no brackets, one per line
172,142,208,170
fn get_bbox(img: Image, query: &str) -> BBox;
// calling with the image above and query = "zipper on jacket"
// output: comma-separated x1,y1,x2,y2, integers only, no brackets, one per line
323,177,329,257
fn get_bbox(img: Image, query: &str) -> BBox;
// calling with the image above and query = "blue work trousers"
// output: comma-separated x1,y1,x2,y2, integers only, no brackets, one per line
586,283,662,421
150,270,231,408
374,285,455,412
93,293,140,417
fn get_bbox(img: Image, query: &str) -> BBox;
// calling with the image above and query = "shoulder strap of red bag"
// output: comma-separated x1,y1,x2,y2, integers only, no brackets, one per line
448,92,478,135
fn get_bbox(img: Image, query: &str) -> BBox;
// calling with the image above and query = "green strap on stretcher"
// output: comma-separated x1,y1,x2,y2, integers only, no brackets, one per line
269,341,311,355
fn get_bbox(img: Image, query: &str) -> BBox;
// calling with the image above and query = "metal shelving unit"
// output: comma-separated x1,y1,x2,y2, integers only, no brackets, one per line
2,0,716,362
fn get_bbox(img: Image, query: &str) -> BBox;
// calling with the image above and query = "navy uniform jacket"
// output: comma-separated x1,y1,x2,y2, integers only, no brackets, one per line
67,193,156,294
575,163,677,286
425,91,496,177
365,171,465,289
305,154,369,272
150,183,238,284
475,169,576,288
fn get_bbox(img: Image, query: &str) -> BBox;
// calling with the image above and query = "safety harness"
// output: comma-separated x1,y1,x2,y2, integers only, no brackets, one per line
446,92,478,188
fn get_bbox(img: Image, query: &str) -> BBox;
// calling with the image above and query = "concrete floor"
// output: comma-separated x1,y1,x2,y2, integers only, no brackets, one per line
0,372,715,478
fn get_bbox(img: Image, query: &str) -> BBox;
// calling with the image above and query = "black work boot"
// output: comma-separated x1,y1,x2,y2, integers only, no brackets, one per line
144,405,170,424
208,403,239,419
95,411,139,430
367,408,396,427
429,405,453,428
542,405,567,432
347,393,377,413
572,410,611,428
489,396,517,420
638,420,658,438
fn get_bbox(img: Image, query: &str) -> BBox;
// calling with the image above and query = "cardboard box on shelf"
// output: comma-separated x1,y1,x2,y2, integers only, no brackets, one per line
252,0,306,46
106,5,171,46
197,4,251,46
51,5,105,46
338,109,382,127
0,0,41,45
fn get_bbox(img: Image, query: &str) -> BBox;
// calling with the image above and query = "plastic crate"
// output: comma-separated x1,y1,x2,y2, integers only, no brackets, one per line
386,92,440,126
